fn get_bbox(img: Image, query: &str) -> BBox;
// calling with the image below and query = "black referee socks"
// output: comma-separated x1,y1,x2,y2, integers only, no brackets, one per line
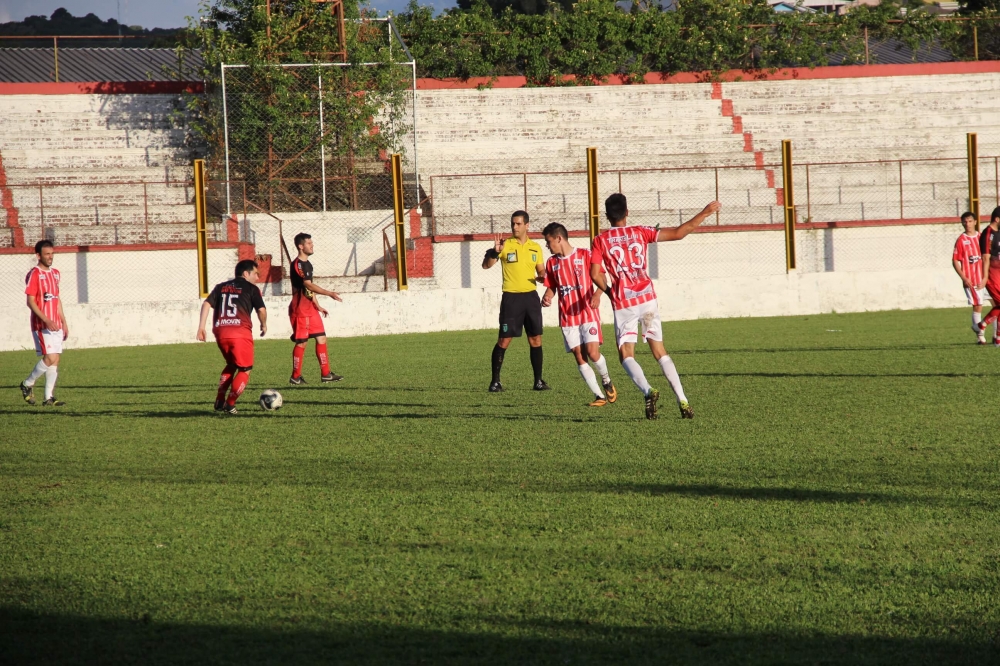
529,345,543,383
491,344,506,383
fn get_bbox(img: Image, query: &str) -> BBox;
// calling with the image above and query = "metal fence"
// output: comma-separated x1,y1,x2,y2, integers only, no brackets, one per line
1,180,199,249
0,152,991,304
425,154,994,284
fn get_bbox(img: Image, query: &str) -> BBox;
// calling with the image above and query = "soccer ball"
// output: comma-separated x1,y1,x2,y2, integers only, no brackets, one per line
259,389,283,411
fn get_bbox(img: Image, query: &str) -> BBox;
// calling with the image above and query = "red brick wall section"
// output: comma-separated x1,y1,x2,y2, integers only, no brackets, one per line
0,151,24,248
227,216,240,243
407,208,434,278
238,242,256,261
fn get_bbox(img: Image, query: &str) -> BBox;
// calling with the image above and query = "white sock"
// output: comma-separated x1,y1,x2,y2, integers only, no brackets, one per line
592,354,611,383
578,363,604,399
658,355,687,404
621,357,652,396
974,311,983,331
44,364,58,400
25,359,47,387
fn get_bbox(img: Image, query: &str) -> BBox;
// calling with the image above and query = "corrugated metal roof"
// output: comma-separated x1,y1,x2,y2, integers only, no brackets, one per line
0,48,204,82
828,39,955,66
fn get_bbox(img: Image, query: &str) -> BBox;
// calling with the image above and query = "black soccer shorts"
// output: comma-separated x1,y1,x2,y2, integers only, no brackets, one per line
498,291,543,338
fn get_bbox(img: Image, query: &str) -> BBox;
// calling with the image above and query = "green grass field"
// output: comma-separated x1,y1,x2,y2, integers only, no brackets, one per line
2,308,999,665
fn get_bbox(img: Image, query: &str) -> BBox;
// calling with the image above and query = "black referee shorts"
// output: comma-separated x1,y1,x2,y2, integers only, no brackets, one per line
499,291,543,338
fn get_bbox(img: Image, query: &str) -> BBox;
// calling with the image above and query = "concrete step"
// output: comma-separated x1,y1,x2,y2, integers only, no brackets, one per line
0,148,191,170
2,168,194,185
0,129,190,151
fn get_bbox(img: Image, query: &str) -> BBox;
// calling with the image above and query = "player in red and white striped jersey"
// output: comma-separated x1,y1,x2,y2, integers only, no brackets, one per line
19,240,68,407
953,211,990,344
591,193,720,420
540,222,617,407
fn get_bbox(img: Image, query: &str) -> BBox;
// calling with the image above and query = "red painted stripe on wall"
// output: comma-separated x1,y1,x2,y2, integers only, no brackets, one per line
0,151,24,247
416,61,1000,90
0,81,205,95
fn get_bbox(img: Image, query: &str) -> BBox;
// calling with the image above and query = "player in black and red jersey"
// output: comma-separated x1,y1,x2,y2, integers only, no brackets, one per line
288,232,343,385
196,259,268,414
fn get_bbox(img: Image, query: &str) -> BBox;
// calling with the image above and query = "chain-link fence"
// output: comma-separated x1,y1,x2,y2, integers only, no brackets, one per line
215,24,419,294
2,180,199,249
425,155,995,286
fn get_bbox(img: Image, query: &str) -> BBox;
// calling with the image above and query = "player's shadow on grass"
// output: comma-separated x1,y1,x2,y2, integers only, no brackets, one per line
679,343,971,355
687,371,991,379
1,606,995,665
598,482,905,505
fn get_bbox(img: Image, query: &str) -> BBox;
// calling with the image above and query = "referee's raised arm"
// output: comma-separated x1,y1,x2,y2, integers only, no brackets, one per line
483,234,504,269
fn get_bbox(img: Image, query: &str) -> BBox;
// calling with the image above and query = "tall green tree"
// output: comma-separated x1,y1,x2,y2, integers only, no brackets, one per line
188,0,412,212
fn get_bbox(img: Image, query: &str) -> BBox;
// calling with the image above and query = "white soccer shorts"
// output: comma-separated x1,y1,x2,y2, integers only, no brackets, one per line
561,321,602,352
613,299,663,347
32,328,64,356
965,285,991,307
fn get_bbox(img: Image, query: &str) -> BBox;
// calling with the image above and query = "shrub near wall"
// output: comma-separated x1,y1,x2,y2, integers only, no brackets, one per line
397,0,980,83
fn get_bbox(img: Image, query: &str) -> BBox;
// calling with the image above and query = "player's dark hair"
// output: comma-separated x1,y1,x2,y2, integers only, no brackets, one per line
991,206,1000,222
961,211,976,222
235,259,258,278
605,193,628,223
293,232,311,249
34,239,53,254
511,210,529,225
542,222,568,240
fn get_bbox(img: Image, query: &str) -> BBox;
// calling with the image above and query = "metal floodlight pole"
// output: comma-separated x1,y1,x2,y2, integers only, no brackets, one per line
319,72,327,212
385,16,420,209
411,59,419,210
781,140,797,272
587,147,599,241
391,153,409,290
193,159,210,298
968,132,980,225
220,62,232,216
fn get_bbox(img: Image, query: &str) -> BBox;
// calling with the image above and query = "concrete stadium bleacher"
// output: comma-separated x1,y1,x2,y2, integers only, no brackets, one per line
0,94,196,248
415,68,1000,234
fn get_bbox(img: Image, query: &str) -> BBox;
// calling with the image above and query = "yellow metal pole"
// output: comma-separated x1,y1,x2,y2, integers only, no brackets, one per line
587,147,599,241
391,153,408,291
193,159,210,298
781,140,797,272
53,37,59,83
968,132,980,227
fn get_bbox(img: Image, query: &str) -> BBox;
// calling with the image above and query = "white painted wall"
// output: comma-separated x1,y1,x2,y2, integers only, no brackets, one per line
0,223,969,352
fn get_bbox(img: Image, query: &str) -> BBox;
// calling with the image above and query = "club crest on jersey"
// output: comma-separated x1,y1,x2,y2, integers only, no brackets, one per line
589,327,598,335
531,253,538,263
506,252,517,263
502,323,508,332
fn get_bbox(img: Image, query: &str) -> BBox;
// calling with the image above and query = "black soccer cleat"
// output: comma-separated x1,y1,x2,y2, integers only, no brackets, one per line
221,403,238,415
42,397,65,407
644,388,660,420
533,379,552,391
214,399,225,412
679,400,694,420
321,372,344,383
488,380,504,393
20,382,35,405
603,381,617,404
288,375,307,386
